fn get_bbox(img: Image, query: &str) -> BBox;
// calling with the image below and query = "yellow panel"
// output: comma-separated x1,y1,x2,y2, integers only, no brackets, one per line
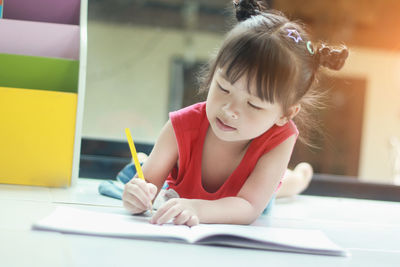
0,87,77,187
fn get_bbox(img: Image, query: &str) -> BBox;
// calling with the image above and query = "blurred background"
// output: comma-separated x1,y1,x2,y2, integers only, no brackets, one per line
80,0,400,196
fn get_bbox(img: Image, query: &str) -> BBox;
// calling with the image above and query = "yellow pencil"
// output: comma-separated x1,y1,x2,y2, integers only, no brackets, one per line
125,128,153,213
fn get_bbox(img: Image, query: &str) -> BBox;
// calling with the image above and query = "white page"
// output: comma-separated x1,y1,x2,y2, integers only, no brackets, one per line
33,206,192,242
33,207,348,256
190,224,348,256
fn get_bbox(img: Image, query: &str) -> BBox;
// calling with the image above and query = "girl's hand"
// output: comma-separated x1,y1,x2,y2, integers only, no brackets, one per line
122,178,157,214
150,198,199,227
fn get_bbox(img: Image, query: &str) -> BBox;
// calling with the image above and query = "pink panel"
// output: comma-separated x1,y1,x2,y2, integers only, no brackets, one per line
0,19,80,60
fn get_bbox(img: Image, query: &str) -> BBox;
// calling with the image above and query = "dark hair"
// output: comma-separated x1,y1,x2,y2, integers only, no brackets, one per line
198,0,349,145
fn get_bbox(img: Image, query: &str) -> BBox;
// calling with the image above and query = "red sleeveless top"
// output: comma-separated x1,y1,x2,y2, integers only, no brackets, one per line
165,102,298,200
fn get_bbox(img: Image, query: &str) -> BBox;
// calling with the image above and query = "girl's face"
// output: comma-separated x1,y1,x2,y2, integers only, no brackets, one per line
206,68,288,143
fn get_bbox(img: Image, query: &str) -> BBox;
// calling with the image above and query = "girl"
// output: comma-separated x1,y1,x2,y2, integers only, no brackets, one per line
122,0,348,226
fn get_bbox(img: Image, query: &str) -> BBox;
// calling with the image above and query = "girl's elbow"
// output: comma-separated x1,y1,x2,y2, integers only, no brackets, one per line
238,201,263,225
247,209,263,224
237,211,260,225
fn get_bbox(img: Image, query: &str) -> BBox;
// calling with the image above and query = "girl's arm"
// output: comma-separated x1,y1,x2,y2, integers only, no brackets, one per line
139,120,178,191
151,134,296,225
122,120,178,214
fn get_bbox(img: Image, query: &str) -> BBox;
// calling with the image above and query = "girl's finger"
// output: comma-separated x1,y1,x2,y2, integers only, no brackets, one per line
186,215,199,227
151,199,180,224
172,210,191,225
156,205,182,225
147,183,158,200
123,199,144,214
130,179,157,201
130,178,151,197
123,190,148,211
125,183,151,209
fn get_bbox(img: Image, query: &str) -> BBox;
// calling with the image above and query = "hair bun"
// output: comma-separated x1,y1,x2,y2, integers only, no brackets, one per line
316,44,349,71
234,0,267,21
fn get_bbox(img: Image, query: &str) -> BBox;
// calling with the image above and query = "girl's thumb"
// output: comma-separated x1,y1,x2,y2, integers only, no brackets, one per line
148,183,158,199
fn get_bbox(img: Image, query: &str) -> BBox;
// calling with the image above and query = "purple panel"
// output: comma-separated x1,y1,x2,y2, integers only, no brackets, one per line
3,0,80,25
0,19,80,59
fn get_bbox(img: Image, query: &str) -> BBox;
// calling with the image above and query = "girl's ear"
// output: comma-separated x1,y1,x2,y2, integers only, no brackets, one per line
275,104,301,126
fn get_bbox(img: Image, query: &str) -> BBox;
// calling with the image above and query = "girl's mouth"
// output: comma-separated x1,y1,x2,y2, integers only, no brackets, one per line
216,118,236,131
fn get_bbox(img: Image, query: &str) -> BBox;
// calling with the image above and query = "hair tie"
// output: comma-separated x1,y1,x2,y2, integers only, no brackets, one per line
306,41,315,55
287,29,302,43
234,0,261,21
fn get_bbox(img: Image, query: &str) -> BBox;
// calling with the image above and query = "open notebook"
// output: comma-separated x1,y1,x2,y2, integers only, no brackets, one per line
32,206,349,257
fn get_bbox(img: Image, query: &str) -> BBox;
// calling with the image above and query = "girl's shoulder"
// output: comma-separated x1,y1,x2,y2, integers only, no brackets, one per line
170,102,206,118
169,102,207,131
250,120,298,156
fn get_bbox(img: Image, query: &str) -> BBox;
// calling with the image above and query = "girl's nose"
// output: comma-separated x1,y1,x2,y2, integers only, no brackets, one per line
223,103,239,119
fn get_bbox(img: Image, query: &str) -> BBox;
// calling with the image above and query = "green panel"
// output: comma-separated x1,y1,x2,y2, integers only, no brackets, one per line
0,53,79,93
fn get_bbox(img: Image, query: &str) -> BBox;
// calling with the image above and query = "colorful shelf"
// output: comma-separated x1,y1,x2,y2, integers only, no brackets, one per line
0,0,87,187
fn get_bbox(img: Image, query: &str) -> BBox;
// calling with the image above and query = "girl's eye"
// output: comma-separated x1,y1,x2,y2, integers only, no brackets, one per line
217,83,229,93
248,102,262,110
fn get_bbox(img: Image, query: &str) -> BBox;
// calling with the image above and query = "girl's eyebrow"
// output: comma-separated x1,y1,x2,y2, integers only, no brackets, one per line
217,69,259,99
216,69,265,105
217,69,253,94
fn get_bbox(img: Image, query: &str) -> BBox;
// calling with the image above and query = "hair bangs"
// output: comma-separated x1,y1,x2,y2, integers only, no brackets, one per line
216,32,298,104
